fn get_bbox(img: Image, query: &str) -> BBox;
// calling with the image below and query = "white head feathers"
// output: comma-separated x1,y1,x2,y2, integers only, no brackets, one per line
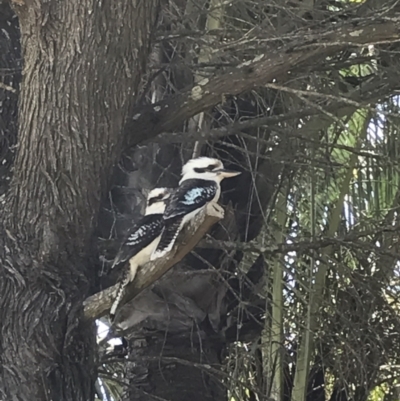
144,187,171,215
180,157,240,183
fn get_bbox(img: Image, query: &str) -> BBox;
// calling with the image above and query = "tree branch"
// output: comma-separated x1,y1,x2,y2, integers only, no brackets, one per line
153,73,399,144
126,18,400,146
83,203,224,321
0,81,17,93
196,223,400,257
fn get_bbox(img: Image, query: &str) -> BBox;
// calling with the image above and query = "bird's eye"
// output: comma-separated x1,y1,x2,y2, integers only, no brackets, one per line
148,193,166,205
194,164,220,173
207,164,219,171
194,167,207,173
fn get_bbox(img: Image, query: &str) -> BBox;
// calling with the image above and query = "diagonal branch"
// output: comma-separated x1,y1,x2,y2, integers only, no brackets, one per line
126,18,400,147
154,74,399,144
0,82,17,93
83,203,224,321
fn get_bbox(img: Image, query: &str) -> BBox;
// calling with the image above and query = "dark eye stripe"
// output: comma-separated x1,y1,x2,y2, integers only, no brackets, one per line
194,167,207,173
207,164,219,170
148,193,167,205
194,164,220,174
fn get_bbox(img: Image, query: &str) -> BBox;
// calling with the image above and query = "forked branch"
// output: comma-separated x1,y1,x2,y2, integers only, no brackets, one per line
83,203,224,321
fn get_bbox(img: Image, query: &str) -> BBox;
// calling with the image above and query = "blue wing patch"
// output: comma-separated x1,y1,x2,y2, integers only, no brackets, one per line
164,179,218,219
182,187,208,205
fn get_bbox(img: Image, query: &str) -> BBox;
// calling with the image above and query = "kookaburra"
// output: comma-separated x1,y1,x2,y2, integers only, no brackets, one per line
151,157,241,260
110,187,171,319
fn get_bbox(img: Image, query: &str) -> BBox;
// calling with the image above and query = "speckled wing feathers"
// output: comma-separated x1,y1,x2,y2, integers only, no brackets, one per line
152,179,218,258
112,213,164,268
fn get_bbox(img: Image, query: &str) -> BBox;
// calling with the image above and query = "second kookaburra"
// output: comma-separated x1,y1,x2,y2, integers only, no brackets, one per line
151,157,241,260
110,187,171,319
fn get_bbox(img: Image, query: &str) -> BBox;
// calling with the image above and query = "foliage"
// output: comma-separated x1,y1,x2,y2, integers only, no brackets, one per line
94,0,400,398
2,0,400,400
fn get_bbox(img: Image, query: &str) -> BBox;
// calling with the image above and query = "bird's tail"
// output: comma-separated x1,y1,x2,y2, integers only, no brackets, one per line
151,217,183,260
110,261,137,321
111,253,123,270
110,276,128,321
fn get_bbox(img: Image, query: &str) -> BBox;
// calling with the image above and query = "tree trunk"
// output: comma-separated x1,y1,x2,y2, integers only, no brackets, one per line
0,4,20,196
0,0,160,399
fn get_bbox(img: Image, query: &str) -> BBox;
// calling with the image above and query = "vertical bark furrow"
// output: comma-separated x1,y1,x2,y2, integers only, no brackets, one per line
0,0,160,400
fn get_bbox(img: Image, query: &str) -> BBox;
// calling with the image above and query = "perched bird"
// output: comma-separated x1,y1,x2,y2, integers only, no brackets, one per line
151,157,241,260
110,187,171,319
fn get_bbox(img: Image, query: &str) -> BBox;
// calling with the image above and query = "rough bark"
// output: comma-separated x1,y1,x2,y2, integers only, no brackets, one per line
0,4,20,197
0,0,160,400
1,0,398,399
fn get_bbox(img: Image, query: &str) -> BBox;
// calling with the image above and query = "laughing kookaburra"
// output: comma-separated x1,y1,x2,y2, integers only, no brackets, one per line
110,187,171,319
151,157,241,260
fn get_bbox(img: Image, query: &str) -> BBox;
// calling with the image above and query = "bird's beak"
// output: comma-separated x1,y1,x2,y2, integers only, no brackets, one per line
216,169,241,178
